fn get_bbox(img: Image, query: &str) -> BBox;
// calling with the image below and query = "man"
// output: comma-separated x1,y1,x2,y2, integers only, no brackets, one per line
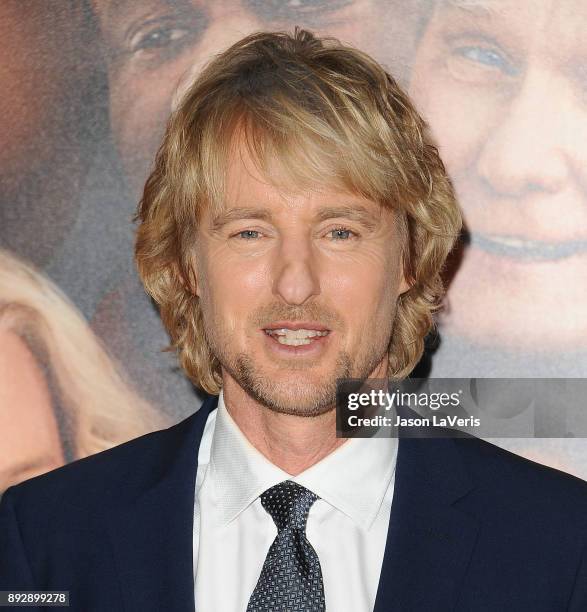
1,29,586,612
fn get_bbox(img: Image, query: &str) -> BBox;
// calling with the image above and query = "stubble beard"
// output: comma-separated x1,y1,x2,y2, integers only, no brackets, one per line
211,335,391,418
201,296,394,417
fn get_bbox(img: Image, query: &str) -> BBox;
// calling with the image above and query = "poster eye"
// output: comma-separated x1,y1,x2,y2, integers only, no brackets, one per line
456,46,510,72
453,44,518,76
130,25,190,53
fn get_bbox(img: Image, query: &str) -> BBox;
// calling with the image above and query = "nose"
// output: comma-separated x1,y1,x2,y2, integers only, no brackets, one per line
272,233,321,306
476,68,574,197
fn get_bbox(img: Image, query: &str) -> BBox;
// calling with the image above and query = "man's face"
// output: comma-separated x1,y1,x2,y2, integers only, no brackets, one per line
410,0,587,351
93,0,421,198
192,145,408,416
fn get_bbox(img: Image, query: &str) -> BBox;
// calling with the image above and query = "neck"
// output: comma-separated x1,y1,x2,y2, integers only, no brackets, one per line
220,363,389,475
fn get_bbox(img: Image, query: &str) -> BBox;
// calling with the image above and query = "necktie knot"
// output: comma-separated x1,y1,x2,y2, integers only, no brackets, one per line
260,480,318,532
248,480,325,611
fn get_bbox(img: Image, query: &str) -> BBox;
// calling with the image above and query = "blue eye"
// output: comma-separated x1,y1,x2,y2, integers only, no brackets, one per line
329,227,357,240
236,230,260,240
455,45,517,76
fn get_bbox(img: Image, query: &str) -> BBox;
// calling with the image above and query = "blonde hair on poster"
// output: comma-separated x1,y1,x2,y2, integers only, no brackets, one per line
0,249,165,459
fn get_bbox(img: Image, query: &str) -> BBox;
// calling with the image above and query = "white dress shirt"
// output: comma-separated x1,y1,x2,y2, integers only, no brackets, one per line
193,389,398,611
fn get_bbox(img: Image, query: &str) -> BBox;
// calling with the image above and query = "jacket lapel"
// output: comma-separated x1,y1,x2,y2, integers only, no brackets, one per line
373,431,480,612
106,393,219,612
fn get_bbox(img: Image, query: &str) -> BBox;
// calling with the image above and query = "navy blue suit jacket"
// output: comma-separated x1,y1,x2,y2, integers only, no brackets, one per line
1,392,587,611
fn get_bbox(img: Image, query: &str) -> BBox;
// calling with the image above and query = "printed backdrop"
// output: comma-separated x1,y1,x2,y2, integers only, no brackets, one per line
1,0,586,492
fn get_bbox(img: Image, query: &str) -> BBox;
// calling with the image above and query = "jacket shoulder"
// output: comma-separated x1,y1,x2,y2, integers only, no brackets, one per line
452,435,587,530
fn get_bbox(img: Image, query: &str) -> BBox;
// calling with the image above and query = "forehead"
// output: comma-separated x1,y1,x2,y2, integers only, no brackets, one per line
219,143,384,220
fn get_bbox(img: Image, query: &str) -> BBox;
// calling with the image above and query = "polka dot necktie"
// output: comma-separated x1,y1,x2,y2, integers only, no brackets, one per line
246,480,326,611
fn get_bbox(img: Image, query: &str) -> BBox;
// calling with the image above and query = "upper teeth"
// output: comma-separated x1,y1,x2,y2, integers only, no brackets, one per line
265,328,329,338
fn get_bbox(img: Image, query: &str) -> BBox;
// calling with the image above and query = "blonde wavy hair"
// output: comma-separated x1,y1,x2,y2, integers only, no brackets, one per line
0,249,165,460
135,28,462,395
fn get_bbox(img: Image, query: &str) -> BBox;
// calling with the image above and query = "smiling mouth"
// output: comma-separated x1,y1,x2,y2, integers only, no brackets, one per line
264,328,331,346
470,233,587,261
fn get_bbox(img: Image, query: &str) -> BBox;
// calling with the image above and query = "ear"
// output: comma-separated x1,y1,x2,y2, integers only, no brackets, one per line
399,274,411,295
187,267,200,297
395,212,411,296
397,252,412,296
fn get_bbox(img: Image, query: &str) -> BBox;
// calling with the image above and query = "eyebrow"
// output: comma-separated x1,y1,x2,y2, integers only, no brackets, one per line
210,205,380,232
445,0,494,12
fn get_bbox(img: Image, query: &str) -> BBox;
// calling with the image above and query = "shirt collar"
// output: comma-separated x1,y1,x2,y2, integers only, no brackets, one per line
206,389,398,531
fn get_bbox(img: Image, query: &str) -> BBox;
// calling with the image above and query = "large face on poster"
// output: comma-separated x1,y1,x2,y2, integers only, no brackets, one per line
92,0,420,197
410,0,587,362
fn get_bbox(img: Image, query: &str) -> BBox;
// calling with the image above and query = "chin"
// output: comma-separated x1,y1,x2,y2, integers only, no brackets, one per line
265,375,337,410
257,388,337,418
234,360,338,417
